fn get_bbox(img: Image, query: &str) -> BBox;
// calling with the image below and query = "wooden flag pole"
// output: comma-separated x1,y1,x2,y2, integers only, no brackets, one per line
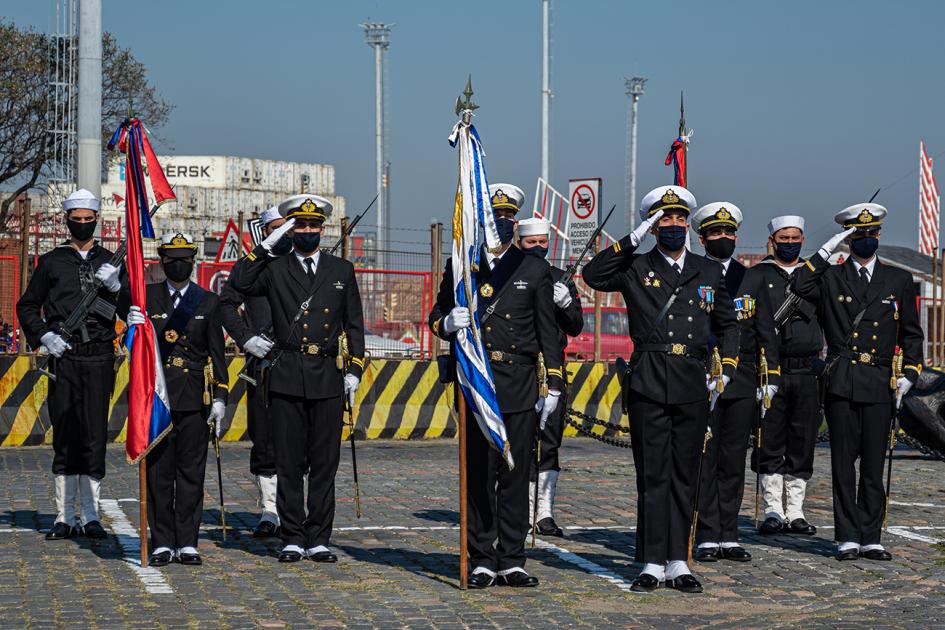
139,459,148,566
458,388,468,590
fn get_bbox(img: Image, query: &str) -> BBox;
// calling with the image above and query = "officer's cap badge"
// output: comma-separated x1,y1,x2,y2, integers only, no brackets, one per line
662,189,680,205
480,283,494,298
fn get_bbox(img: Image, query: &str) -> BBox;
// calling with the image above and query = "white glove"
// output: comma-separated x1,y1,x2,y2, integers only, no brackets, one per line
757,384,779,418
707,374,731,411
443,306,471,334
553,282,572,308
94,262,122,293
206,399,226,437
243,335,274,359
261,218,295,254
629,209,665,247
818,227,857,259
344,374,360,408
539,390,561,430
896,376,913,409
126,305,147,327
40,331,72,358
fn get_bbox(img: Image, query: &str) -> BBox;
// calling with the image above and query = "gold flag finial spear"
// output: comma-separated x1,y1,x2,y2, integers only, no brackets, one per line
455,75,479,123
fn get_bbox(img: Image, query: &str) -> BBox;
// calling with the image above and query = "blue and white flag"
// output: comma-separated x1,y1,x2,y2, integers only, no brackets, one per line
448,118,513,469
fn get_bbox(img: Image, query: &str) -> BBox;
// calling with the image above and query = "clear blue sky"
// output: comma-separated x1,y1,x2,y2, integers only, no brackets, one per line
6,0,945,252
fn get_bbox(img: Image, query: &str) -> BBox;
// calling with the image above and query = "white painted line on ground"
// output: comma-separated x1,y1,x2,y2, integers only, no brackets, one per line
99,499,174,595
533,538,639,593
887,526,942,544
890,501,943,508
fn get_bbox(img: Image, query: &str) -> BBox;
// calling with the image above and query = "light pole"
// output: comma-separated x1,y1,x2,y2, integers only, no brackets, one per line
362,22,392,267
625,77,646,232
540,0,552,185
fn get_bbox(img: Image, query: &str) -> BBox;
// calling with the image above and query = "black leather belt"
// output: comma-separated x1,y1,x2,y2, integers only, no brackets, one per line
832,348,891,367
164,356,204,370
635,343,707,360
65,341,115,357
276,341,336,357
487,351,535,366
781,355,815,371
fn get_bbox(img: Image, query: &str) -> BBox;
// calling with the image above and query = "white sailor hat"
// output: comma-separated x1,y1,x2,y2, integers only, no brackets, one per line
639,185,697,222
279,194,332,222
260,206,283,226
767,215,805,235
157,231,198,258
835,203,887,230
517,217,551,237
63,188,101,213
489,183,525,214
692,202,742,233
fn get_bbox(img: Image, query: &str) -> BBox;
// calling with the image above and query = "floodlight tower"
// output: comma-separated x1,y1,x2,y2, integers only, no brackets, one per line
362,22,392,265
625,77,647,231
540,0,552,184
77,0,102,197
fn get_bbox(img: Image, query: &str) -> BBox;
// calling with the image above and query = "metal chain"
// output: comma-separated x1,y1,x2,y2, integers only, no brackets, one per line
565,407,633,449
817,428,945,461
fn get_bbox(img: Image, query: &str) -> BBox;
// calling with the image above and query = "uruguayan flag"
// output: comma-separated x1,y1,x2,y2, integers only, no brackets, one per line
448,118,513,469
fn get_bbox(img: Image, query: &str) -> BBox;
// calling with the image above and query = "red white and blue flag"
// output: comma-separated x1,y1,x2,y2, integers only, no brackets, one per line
665,134,689,187
108,119,176,463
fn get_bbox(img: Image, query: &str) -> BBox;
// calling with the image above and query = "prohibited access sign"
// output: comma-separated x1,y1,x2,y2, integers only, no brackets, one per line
568,178,602,257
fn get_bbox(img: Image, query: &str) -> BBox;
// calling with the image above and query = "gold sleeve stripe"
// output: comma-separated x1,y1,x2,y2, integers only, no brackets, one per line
547,368,562,377
351,357,365,368
904,364,922,373
805,260,815,272
432,319,441,335
613,241,621,253
722,357,738,367
246,251,257,262
216,383,229,391
768,367,781,376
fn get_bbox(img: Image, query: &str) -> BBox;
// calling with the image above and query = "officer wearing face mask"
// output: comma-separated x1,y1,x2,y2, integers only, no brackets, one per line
583,185,739,594
123,232,229,567
16,189,124,541
749,216,824,538
517,217,583,538
219,206,285,539
690,203,780,564
228,194,365,565
792,204,923,562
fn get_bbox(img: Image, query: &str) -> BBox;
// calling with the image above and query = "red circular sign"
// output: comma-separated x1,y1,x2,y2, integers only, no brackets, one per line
571,184,596,220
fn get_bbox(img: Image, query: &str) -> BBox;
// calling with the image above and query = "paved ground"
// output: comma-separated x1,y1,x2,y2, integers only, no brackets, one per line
1,439,945,628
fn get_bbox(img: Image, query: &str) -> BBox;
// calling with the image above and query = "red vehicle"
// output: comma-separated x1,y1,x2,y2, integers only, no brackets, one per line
565,306,633,361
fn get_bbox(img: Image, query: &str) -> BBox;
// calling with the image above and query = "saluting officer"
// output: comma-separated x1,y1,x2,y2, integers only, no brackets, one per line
219,206,285,538
516,217,583,538
429,184,564,589
228,195,365,564
125,232,228,567
751,216,824,537
793,204,923,561
17,189,123,541
583,185,739,594
690,203,780,563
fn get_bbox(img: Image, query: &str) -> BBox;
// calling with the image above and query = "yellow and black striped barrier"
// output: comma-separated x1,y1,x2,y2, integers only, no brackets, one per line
0,356,623,445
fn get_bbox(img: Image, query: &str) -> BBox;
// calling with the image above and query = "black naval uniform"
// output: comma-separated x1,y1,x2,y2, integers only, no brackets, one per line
751,257,824,490
533,265,583,478
229,245,365,551
429,245,565,574
142,282,228,553
583,241,739,565
792,253,923,546
697,259,780,547
16,243,120,481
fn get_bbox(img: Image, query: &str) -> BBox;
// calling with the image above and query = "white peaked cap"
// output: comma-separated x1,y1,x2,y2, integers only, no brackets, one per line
517,217,551,237
488,183,526,213
260,206,282,226
768,215,805,235
63,188,101,212
639,185,697,222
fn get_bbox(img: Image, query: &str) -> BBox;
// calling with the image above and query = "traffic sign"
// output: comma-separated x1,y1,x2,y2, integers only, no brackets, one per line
568,178,602,258
215,219,247,263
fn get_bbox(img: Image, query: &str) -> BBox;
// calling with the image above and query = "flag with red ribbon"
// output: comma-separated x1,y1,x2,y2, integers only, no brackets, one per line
665,136,688,187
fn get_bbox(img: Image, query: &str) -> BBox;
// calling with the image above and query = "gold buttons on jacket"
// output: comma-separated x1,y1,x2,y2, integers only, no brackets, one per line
324,308,330,314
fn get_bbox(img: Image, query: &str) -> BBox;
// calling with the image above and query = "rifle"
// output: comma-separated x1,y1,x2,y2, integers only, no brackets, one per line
204,358,227,541
561,204,617,284
238,196,377,386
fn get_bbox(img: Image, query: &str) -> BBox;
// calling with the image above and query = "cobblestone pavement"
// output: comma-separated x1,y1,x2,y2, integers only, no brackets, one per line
2,439,945,628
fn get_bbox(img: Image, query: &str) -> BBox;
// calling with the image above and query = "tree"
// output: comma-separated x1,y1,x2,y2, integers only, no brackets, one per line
0,20,171,227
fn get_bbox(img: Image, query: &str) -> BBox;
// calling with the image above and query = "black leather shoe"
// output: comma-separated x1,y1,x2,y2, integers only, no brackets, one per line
44,522,76,540
148,550,173,567
836,548,859,561
536,517,564,537
788,518,817,535
721,546,752,562
667,574,703,593
278,549,304,563
694,546,720,562
179,552,202,566
253,520,279,538
759,517,784,535
308,551,338,563
860,548,892,561
468,572,495,589
81,520,108,539
630,573,661,592
497,571,539,587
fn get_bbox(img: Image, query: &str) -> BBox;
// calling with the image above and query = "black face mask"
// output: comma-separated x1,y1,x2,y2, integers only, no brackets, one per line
850,236,879,259
657,225,687,251
163,259,193,283
67,219,96,242
521,245,548,259
495,218,516,244
704,236,736,260
270,235,293,256
293,231,321,253
774,241,802,262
